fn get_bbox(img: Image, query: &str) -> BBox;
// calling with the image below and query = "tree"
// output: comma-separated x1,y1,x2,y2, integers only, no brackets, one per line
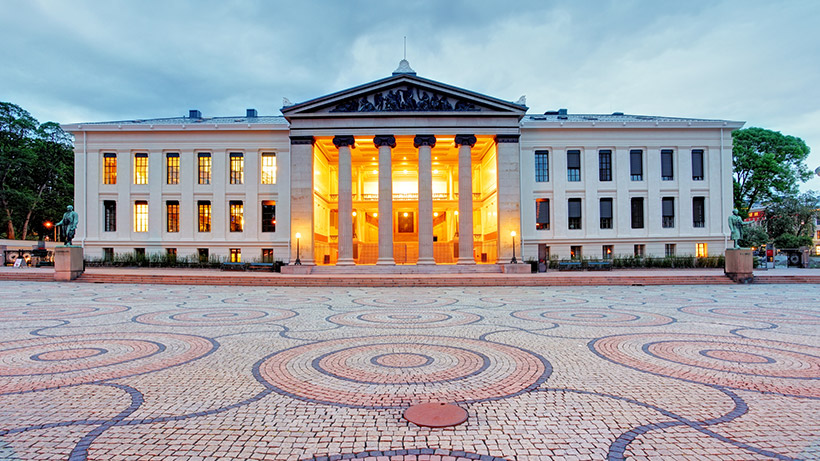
764,191,819,249
738,224,769,249
0,102,74,240
732,127,811,215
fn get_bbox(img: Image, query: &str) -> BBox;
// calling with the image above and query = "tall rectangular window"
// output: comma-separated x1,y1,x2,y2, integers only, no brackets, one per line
691,149,704,181
696,243,708,258
602,245,613,260
261,200,276,232
103,153,117,184
166,201,179,233
230,248,241,263
261,153,277,184
599,198,613,229
230,153,244,185
662,197,675,228
598,150,612,181
661,149,674,180
103,200,116,232
103,248,113,261
631,197,644,229
230,200,244,232
198,248,209,262
262,248,274,263
634,244,645,257
568,198,582,229
133,153,148,185
534,150,549,182
198,153,212,185
570,245,582,260
535,199,550,230
567,150,581,182
133,201,148,232
166,153,180,185
198,201,211,232
693,197,705,228
665,244,676,257
630,149,643,181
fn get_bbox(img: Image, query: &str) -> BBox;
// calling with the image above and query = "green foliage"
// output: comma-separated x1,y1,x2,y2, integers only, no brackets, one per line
0,102,74,240
86,251,227,268
772,233,813,249
611,254,723,268
763,191,819,246
738,224,769,248
732,127,811,214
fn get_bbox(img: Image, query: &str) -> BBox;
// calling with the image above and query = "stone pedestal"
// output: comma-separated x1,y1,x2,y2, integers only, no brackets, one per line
501,263,531,274
725,249,753,283
54,246,84,281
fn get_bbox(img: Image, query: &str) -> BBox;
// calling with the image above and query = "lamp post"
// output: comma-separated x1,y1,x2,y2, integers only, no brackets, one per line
510,230,518,264
44,221,53,241
294,232,302,265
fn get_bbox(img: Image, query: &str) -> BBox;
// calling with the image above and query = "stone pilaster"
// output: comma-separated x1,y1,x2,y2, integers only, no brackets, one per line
289,135,316,265
455,134,477,265
415,135,436,265
374,135,396,265
495,134,521,264
333,135,356,266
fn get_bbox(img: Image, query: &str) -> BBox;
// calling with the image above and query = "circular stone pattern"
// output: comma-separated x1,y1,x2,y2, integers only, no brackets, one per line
221,295,331,306
352,297,458,308
133,307,296,326
0,304,129,321
512,308,673,327
256,335,550,408
328,310,480,329
93,294,211,303
591,333,820,398
481,295,587,306
680,305,820,325
0,333,216,394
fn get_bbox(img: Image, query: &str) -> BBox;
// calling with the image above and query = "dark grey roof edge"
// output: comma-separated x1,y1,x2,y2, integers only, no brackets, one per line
65,115,288,127
523,113,744,124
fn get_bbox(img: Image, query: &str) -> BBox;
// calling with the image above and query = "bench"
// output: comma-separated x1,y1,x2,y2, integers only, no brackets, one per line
220,262,248,271
558,261,583,271
248,262,274,272
586,260,612,271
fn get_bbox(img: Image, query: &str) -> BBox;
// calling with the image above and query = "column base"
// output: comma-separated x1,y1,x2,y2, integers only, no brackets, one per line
416,257,436,265
336,258,356,266
376,259,396,266
457,258,476,265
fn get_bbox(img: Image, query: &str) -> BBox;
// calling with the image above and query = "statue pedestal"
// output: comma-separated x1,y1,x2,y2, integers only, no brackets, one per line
725,249,753,283
54,246,84,281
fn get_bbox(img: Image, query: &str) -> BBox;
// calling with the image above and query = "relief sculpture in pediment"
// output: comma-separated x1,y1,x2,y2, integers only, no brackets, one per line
330,86,477,113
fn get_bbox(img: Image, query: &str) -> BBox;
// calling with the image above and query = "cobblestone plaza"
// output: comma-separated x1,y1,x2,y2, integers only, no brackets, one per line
0,281,818,460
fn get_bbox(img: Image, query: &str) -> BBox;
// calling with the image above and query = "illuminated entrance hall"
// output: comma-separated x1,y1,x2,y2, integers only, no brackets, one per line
312,135,499,265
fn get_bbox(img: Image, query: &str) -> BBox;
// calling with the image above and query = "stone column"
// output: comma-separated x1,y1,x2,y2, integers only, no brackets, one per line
496,134,522,264
333,136,356,266
455,134,477,265
374,135,396,265
289,136,315,265
415,135,436,265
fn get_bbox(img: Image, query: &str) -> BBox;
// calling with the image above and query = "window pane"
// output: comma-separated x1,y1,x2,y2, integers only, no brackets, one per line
166,153,179,185
133,201,148,232
631,197,644,229
692,149,704,180
230,153,244,185
261,200,276,232
103,153,117,184
397,212,414,233
198,153,211,185
198,201,211,232
693,197,705,228
630,150,643,180
600,198,613,229
661,150,674,180
133,153,148,185
536,199,550,230
534,150,549,182
230,201,244,232
598,150,612,181
104,201,116,232
261,153,277,184
568,198,582,229
662,197,675,228
166,201,179,233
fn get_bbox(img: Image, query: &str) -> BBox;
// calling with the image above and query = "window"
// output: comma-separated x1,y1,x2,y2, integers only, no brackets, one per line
817,230,820,239
198,153,212,184
133,201,148,232
166,201,179,233
570,245,582,260
398,212,414,233
634,244,645,257
535,199,550,230
534,150,549,182
816,245,820,256
230,201,244,232
134,248,145,258
662,197,675,228
103,200,116,232
103,248,113,262
599,198,613,229
691,149,704,181
661,149,674,180
665,244,676,257
166,248,177,256
262,248,274,263
198,248,209,263
261,153,277,184
693,197,705,228
696,243,708,258
198,201,211,232
166,153,180,184
103,153,117,184
261,201,276,232
568,198,582,229
230,248,241,263
631,197,644,229
598,150,612,181
602,245,613,260
133,153,148,185
630,149,643,181
567,150,581,182
230,153,244,185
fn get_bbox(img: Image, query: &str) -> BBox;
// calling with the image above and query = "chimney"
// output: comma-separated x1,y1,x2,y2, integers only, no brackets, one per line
188,109,202,119
558,108,568,115
246,108,258,118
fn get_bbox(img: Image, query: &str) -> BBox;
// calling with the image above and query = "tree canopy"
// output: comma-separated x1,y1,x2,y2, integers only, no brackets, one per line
764,191,819,249
0,102,74,240
733,127,811,215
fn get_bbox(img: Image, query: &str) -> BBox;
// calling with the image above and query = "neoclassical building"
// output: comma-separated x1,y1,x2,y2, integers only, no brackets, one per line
64,61,744,268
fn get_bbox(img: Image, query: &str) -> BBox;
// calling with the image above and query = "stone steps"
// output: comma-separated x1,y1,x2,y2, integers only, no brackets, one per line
0,272,54,282
753,275,820,284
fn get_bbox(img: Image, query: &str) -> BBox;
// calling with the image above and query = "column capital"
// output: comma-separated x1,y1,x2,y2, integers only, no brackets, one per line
413,134,437,148
373,135,396,148
495,134,520,143
454,134,477,147
290,135,315,145
332,135,356,148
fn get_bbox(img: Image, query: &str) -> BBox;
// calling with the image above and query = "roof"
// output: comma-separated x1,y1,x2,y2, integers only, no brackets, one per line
63,115,288,131
523,113,744,128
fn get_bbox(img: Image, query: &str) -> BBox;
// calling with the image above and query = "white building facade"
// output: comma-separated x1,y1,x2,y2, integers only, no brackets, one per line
64,62,743,266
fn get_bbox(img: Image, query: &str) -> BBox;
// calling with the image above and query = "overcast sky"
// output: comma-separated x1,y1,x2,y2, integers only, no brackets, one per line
3,0,819,190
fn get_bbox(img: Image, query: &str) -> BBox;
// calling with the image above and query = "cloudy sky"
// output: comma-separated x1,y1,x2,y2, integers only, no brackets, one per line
3,0,819,190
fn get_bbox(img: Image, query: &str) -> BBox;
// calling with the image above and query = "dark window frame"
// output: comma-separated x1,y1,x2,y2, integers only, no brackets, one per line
599,198,613,229
568,198,582,230
103,200,116,232
661,149,674,180
534,150,549,182
230,152,244,185
567,150,581,182
198,153,212,185
631,197,644,229
166,153,180,185
198,200,211,232
535,199,550,230
630,149,643,181
261,201,276,232
598,150,612,181
166,200,180,233
693,196,706,228
229,200,244,232
692,149,704,181
662,197,675,228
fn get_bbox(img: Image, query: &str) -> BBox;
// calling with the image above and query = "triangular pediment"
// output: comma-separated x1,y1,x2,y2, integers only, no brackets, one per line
282,74,527,119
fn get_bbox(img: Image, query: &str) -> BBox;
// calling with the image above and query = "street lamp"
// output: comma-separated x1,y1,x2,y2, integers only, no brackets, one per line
294,232,302,265
44,221,53,241
510,230,518,264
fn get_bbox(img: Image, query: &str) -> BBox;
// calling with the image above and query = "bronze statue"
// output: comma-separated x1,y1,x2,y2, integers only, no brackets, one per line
55,205,79,246
728,208,745,249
